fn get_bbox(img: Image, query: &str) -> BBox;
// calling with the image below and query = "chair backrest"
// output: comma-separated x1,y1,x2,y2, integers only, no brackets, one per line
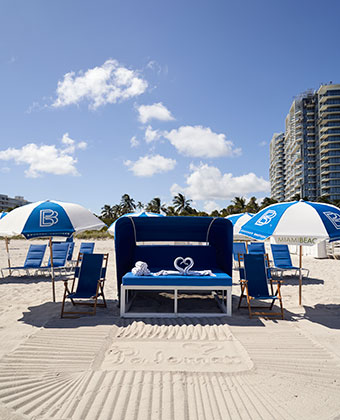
271,244,293,268
233,242,247,261
79,242,95,254
75,253,105,296
66,242,75,261
248,242,265,254
48,243,70,267
244,254,270,298
24,244,47,268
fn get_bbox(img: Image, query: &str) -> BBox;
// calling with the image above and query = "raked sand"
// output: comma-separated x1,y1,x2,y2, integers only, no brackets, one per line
0,239,339,420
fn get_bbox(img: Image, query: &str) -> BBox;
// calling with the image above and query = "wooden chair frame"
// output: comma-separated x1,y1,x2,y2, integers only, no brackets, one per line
237,253,274,309
60,253,109,318
241,278,284,319
238,254,284,319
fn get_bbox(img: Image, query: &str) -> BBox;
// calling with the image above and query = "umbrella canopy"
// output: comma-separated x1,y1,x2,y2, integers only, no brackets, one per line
239,200,340,245
0,200,105,238
240,200,340,304
108,211,165,236
225,213,254,240
0,200,105,302
0,212,7,220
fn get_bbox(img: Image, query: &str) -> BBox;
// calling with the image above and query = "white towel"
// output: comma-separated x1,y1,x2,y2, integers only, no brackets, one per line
153,269,215,276
131,261,151,276
131,259,216,277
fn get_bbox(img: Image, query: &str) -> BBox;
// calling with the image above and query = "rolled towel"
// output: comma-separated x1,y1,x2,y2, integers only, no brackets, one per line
132,261,151,276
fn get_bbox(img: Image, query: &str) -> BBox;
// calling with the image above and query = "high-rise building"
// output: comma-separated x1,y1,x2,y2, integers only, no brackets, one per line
270,83,340,203
269,133,285,201
318,84,340,201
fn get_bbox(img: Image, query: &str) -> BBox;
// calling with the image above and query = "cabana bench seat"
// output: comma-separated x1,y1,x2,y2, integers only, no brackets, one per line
121,271,232,317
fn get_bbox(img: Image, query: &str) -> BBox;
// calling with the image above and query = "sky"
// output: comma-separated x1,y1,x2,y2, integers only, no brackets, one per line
1,0,340,214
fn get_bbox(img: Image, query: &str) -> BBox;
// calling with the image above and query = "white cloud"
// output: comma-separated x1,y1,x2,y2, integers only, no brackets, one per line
259,140,267,147
137,102,174,124
145,125,161,143
164,125,241,158
130,136,139,148
171,163,270,201
203,201,221,213
52,59,148,110
124,154,176,177
0,134,87,178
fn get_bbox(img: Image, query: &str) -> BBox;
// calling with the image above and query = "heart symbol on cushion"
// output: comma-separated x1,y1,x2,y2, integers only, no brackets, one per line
183,257,194,274
174,257,194,274
174,257,185,274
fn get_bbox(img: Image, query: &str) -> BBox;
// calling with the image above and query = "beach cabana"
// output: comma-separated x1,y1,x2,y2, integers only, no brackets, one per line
114,216,233,317
240,200,340,304
0,200,105,301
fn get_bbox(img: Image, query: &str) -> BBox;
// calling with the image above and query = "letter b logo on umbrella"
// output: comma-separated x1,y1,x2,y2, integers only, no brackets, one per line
255,210,277,226
40,209,59,227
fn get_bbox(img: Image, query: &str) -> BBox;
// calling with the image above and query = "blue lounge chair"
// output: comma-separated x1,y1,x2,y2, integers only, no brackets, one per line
233,242,247,265
248,242,265,254
60,253,109,317
51,239,75,262
79,242,95,254
1,244,47,278
38,242,71,275
240,253,284,319
271,244,309,277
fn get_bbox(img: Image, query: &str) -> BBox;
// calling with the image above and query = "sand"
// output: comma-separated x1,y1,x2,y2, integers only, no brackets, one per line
0,239,339,419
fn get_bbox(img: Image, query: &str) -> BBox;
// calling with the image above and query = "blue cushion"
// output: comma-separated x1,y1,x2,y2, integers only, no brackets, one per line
122,271,232,287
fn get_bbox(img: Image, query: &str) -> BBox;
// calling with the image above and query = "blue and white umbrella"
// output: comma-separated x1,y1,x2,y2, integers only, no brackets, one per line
0,200,105,238
0,200,105,301
240,200,340,304
0,212,7,220
108,211,165,236
225,213,254,240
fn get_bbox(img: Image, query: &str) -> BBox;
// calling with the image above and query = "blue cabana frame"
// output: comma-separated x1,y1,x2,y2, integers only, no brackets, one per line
114,216,233,308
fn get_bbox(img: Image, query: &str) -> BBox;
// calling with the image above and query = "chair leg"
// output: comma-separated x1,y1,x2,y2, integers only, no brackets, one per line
60,288,68,318
100,284,107,308
238,284,245,309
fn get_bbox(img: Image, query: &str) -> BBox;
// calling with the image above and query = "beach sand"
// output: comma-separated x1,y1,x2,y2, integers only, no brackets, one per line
0,239,339,419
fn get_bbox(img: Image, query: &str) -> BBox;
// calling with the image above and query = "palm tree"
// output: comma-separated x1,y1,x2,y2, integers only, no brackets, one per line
145,197,162,213
162,205,177,216
111,204,122,219
120,194,136,214
245,196,259,213
172,193,193,214
136,201,144,210
259,197,278,210
232,197,246,213
101,204,114,219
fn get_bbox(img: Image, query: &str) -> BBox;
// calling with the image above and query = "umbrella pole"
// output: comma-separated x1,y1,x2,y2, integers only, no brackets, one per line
49,237,55,302
5,238,11,275
299,245,302,306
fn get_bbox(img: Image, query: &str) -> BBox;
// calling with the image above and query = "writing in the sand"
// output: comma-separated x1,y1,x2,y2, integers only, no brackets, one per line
107,341,242,368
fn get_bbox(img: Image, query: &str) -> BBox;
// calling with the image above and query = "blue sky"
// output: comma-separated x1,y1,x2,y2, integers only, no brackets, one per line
1,0,339,214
